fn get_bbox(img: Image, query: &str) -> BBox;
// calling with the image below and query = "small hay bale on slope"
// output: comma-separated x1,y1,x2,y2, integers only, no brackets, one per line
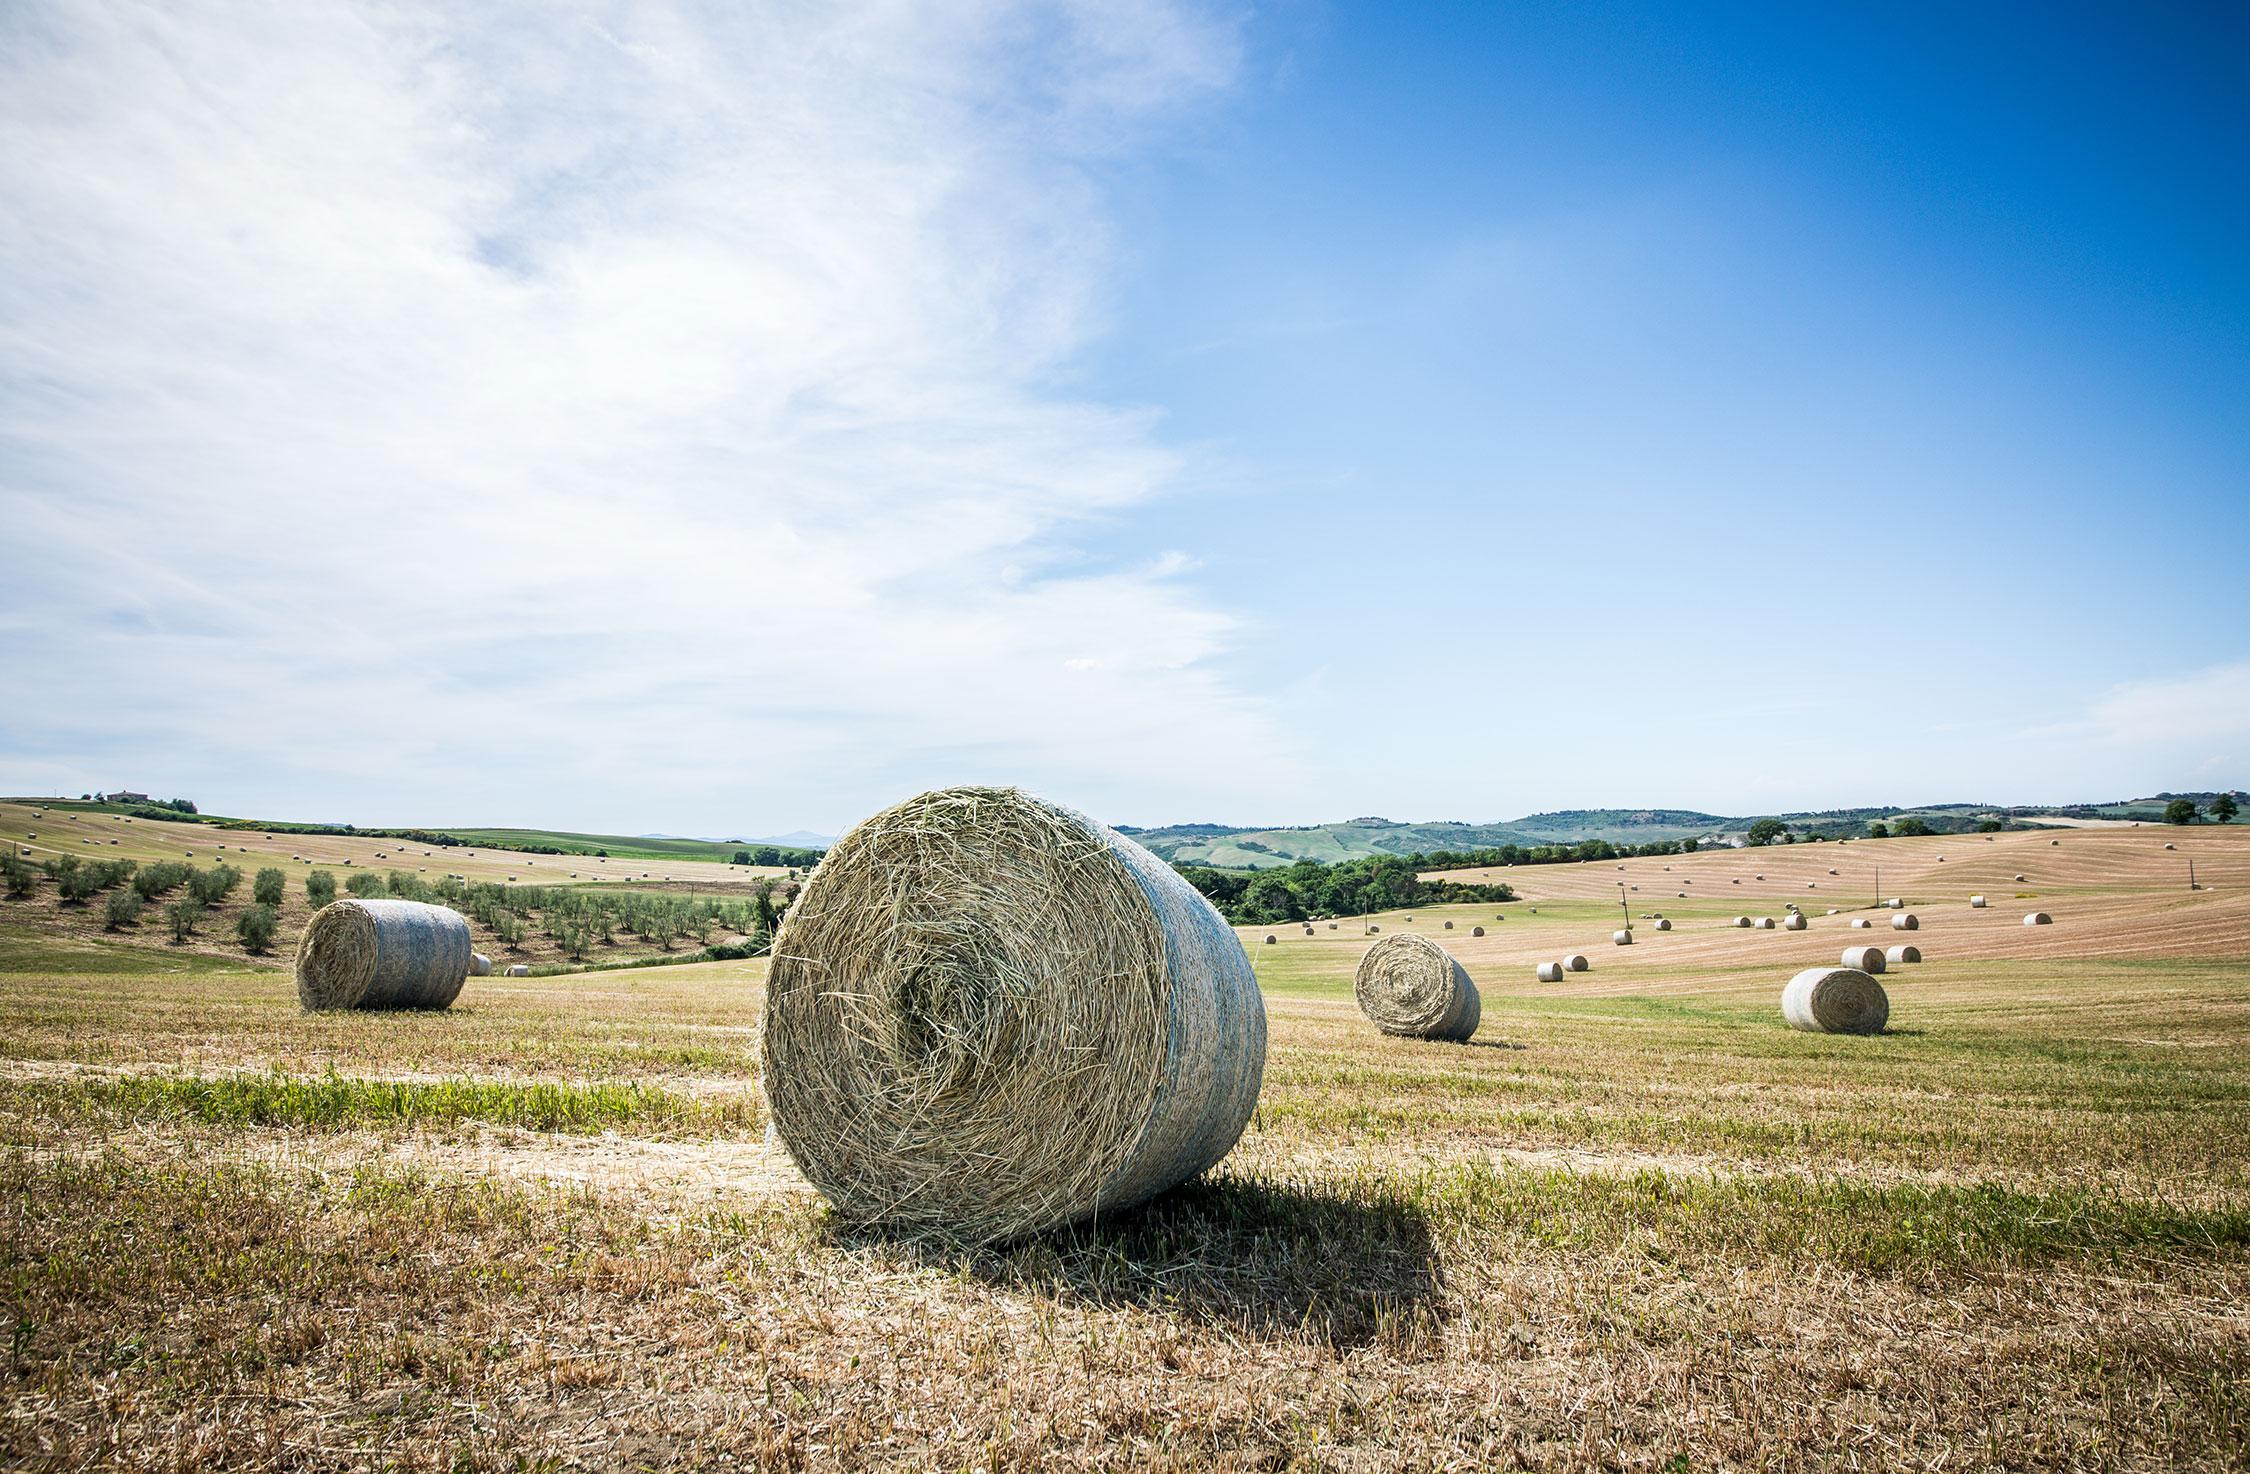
1755,917,1776,929
1613,929,1633,945
1783,913,1807,930
1733,916,1752,928
1471,925,1485,937
503,963,531,977
1654,918,1672,931
1536,961,1565,982
1564,953,1589,972
1783,967,1889,1035
1891,913,1919,931
1840,944,1888,974
761,785,1265,1246
1970,895,1986,908
295,900,473,1012
2024,911,2052,926
1886,944,1921,964
1354,933,1479,1042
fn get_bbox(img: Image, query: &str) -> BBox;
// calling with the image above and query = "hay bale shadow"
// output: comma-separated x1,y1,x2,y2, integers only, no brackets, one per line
849,1173,1445,1349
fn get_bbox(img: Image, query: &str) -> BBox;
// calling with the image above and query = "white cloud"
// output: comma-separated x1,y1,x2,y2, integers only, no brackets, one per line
0,0,1288,831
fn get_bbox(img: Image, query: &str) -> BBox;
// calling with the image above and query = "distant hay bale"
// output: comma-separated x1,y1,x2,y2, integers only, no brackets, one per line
1536,961,1565,982
295,900,473,1011
2164,842,2177,850
470,953,492,977
1403,914,1413,921
1443,920,1454,929
1564,953,1589,972
1783,967,1890,1035
1754,917,1775,929
1783,913,1807,930
1471,925,1485,937
2024,911,2052,926
1354,933,1480,1042
2014,874,2027,882
1970,895,1987,908
1733,916,1752,928
1262,934,1276,945
1891,913,1919,931
1328,922,1338,930
1850,918,1873,929
1840,944,1888,974
1886,944,1921,964
761,785,1264,1245
503,963,531,977
1887,898,1905,909
1613,929,1633,945
1826,908,1839,915
1828,868,1838,875
1366,924,1380,935
2051,839,2060,846
1654,918,1672,931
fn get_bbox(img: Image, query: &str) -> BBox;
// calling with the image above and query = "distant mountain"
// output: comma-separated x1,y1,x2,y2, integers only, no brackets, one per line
1120,798,2220,869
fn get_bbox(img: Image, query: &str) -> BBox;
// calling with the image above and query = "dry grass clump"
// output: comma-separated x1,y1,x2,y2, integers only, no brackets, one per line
294,899,472,1011
1783,966,1890,1034
1353,933,1479,1041
761,786,1265,1246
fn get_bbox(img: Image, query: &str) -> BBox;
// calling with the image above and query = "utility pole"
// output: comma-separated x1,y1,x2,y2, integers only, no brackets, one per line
2190,858,2199,892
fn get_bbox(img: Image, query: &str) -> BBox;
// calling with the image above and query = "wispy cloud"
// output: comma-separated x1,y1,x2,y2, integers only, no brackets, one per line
0,0,1286,830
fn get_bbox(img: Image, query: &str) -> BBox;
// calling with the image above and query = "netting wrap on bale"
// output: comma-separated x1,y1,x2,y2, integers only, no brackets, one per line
1841,944,1888,974
1782,967,1890,1035
294,900,472,1012
761,786,1267,1246
1353,933,1480,1042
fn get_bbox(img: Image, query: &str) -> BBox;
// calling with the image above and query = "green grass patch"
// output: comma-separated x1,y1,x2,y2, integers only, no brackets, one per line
10,1070,757,1134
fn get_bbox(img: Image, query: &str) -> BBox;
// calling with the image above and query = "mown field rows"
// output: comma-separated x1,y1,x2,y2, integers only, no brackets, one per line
3,828,2247,1469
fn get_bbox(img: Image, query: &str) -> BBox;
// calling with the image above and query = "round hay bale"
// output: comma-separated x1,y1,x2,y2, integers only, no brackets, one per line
1654,918,1672,931
1850,917,1872,929
294,900,472,1012
1328,922,1338,930
1366,923,1380,935
2164,842,2177,850
503,963,531,977
1840,944,1888,974
2015,874,2027,882
1970,895,1986,908
1536,961,1565,982
1471,925,1485,937
1495,913,1506,921
1303,925,1314,936
1403,914,1413,922
1754,917,1775,929
1263,934,1276,946
1891,913,1919,931
1354,933,1479,1041
1613,929,1633,945
1826,907,1839,915
1887,898,1905,909
1443,919,1454,929
2024,911,2051,926
1564,953,1589,972
1885,944,1921,964
2051,839,2060,845
470,952,492,977
1783,967,1889,1034
1783,913,1807,930
1733,916,1752,928
760,786,1265,1245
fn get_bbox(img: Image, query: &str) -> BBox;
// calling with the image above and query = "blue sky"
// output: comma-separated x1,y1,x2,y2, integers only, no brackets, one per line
2,2,2244,835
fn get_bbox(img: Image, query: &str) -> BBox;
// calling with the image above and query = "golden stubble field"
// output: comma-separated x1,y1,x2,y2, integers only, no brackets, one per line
2,823,2247,1470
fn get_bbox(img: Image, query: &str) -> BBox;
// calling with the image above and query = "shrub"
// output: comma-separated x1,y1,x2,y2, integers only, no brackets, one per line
1893,817,1932,837
188,864,242,906
105,889,142,930
235,903,279,953
3,855,39,900
1867,822,1891,839
2165,799,2199,826
306,870,338,908
1977,819,2004,833
165,897,204,942
253,867,286,907
345,872,386,899
132,862,193,899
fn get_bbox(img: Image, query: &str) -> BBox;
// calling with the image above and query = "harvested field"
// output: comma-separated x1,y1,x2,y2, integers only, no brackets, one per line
2,822,2248,1470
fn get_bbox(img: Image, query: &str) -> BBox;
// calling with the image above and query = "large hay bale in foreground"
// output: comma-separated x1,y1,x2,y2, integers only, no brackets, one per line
761,786,1265,1245
1891,913,1919,931
295,900,472,1011
1886,944,1921,964
1782,967,1889,1035
1841,944,1888,973
1536,961,1565,982
1354,933,1479,1041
